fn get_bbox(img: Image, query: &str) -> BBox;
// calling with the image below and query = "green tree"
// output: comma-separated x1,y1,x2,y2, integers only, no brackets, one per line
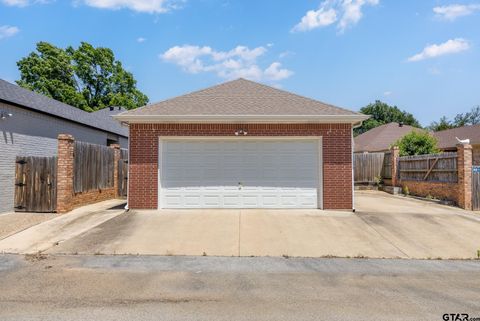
354,100,421,136
453,106,480,127
394,131,439,156
427,116,454,131
429,106,480,131
16,41,148,112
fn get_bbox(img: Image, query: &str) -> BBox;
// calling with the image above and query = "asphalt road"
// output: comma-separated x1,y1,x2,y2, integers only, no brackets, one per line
0,254,479,321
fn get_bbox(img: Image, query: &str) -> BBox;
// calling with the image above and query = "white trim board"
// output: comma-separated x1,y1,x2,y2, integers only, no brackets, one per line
115,114,368,125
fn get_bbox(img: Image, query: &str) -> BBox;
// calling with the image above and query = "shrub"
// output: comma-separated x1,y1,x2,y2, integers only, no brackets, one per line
394,130,440,156
374,176,383,186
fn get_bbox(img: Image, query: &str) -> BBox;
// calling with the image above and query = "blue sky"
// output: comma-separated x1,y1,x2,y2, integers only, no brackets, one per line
0,0,479,126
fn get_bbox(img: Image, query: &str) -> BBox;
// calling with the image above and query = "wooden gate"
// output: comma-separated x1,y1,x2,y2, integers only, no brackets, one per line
117,159,128,197
473,166,480,211
14,156,57,212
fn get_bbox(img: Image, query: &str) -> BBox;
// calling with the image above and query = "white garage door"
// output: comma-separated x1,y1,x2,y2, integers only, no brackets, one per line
159,139,321,209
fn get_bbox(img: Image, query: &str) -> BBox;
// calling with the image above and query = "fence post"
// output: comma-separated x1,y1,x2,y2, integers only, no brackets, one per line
110,144,121,197
56,134,75,213
457,143,473,210
391,146,400,187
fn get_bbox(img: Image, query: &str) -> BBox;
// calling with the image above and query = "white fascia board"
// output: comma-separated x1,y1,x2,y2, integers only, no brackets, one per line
113,114,370,124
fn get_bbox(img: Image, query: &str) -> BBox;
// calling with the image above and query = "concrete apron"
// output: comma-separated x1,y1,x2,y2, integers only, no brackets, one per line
46,209,408,259
0,199,126,254
4,191,480,259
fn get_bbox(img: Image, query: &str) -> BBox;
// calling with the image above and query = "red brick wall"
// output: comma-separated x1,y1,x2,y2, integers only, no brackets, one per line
70,188,116,209
56,136,121,214
129,123,353,210
399,180,459,203
388,144,473,210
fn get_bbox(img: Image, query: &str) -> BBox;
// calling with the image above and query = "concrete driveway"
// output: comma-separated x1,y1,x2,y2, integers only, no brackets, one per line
0,199,126,254
39,191,480,259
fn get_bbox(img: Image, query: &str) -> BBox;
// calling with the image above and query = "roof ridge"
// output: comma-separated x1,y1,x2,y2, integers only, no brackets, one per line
434,123,480,133
125,78,243,115
235,78,362,115
122,78,362,117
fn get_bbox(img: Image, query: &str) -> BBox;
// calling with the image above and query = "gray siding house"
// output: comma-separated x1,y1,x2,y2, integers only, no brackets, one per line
0,79,128,213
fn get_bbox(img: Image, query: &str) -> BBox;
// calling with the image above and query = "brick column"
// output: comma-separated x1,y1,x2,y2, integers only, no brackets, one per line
457,143,472,210
110,144,121,198
56,134,75,213
391,146,400,187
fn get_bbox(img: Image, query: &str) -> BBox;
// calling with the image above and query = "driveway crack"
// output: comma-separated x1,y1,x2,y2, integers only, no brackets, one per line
356,213,410,259
238,210,242,257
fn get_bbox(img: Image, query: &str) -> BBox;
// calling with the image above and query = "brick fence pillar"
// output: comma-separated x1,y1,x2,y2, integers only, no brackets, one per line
110,144,121,198
56,134,75,213
457,143,472,210
391,146,400,187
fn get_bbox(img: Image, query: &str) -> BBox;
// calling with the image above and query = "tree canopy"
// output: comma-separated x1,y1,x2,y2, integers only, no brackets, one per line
427,116,454,132
428,106,480,131
16,41,149,112
355,100,421,136
395,131,439,156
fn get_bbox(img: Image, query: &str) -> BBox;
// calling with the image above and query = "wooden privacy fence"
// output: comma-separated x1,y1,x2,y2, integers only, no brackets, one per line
354,152,385,184
118,149,128,197
382,152,392,179
14,156,57,212
74,141,115,193
398,152,458,183
473,166,480,211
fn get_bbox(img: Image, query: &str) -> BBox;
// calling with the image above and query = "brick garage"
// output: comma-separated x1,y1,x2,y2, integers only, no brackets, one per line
116,79,368,211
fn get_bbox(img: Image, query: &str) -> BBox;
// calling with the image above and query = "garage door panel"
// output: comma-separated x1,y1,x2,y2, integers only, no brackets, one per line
160,140,320,209
223,195,241,207
261,195,279,206
204,195,222,207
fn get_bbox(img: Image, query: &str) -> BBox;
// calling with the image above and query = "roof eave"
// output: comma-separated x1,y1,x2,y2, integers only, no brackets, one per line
113,114,370,124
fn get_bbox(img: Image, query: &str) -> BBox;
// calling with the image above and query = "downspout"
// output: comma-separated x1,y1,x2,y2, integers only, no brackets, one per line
125,122,130,211
351,121,364,212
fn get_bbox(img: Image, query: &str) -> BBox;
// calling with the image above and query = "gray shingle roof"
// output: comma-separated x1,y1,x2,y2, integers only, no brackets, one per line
433,125,480,149
120,78,363,117
354,122,424,152
0,79,128,137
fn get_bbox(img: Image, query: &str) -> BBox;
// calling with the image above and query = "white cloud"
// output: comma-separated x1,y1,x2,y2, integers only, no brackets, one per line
160,44,293,82
264,62,294,81
279,50,294,59
292,7,337,32
433,4,480,21
1,0,28,6
292,0,378,33
79,0,182,13
0,25,19,39
1,0,50,6
407,38,470,62
383,91,392,96
338,0,379,32
137,37,146,43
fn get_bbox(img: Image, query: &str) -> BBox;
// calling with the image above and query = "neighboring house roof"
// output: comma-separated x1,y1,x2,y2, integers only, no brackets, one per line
0,79,128,137
433,125,480,149
354,122,423,152
91,106,128,136
115,78,368,124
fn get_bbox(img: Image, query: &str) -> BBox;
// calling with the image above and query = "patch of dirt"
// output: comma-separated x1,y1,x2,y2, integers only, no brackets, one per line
24,252,48,262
